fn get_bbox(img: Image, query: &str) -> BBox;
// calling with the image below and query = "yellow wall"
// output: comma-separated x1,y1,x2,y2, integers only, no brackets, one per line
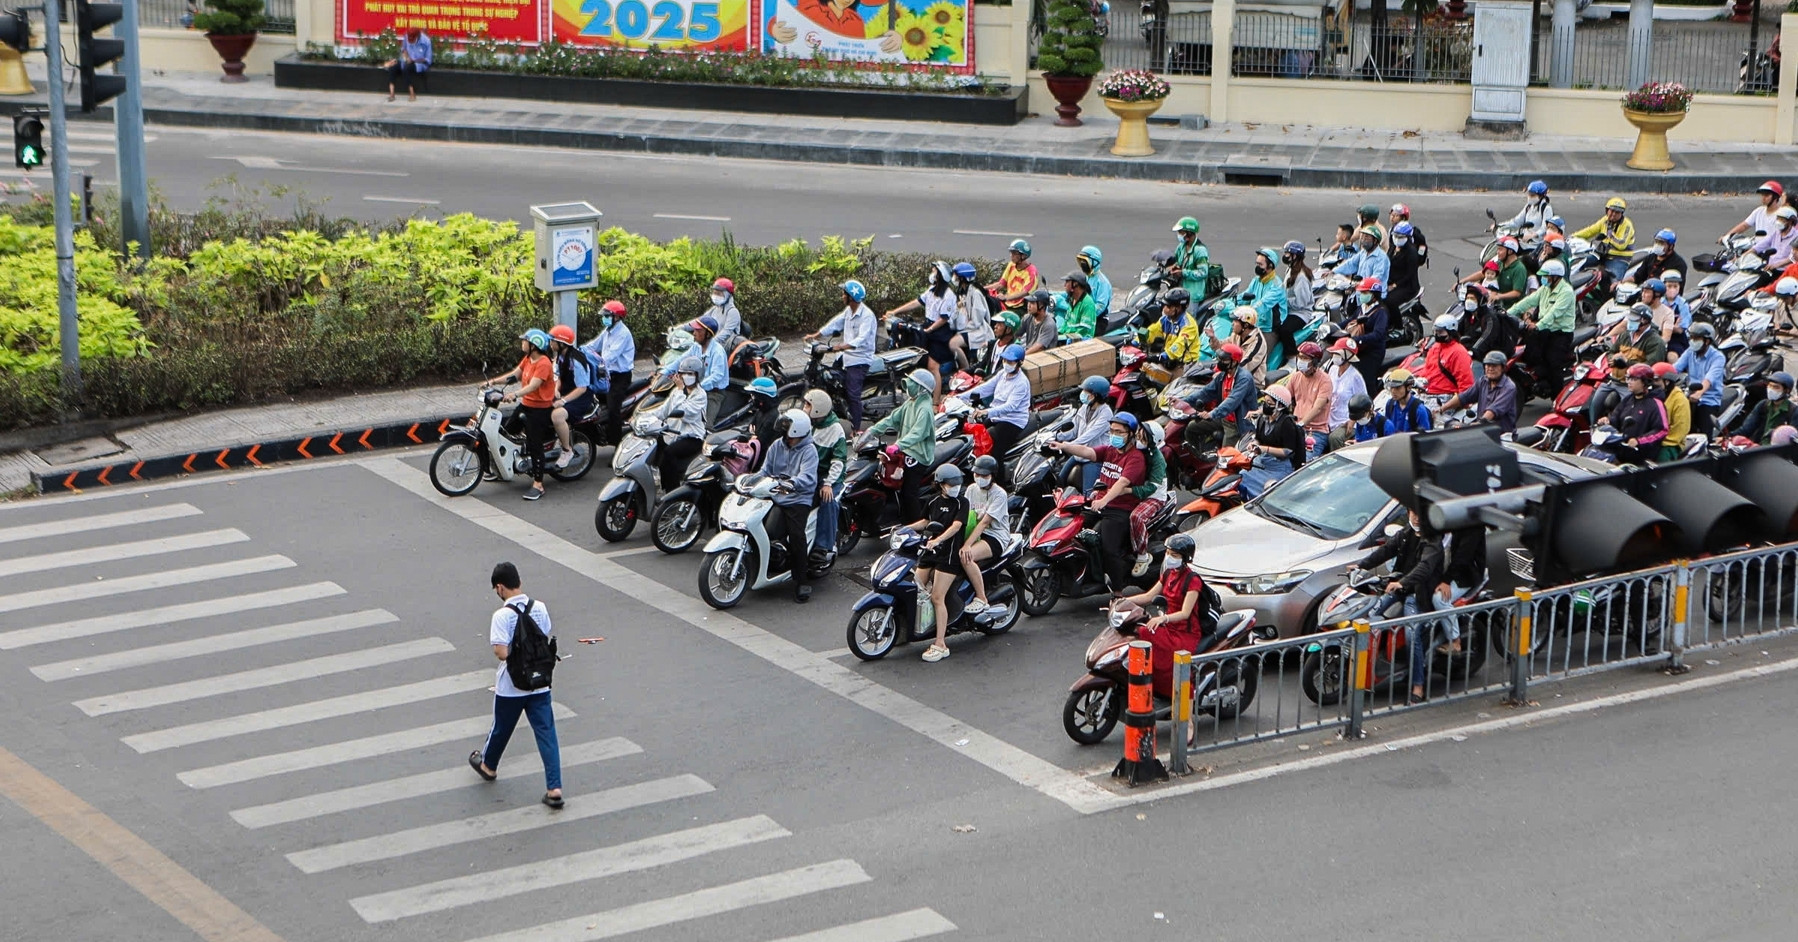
1530,88,1777,144
1229,77,1470,131
138,29,299,76
974,3,1023,84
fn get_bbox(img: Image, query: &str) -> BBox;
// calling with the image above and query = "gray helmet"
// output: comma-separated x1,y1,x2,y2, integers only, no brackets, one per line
677,355,703,375
1483,350,1508,367
933,464,964,485
1690,322,1716,340
907,368,936,391
1162,287,1191,308
1166,532,1196,561
1063,270,1090,289
972,454,1000,476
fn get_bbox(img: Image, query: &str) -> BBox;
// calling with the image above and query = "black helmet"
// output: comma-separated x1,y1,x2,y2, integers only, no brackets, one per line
1348,394,1374,418
972,454,1000,477
1166,532,1196,561
1162,288,1191,308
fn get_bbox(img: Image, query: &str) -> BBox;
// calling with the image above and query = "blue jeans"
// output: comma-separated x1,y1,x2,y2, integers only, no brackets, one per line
1304,430,1327,461
815,497,839,553
1238,453,1294,500
482,690,561,791
1077,459,1101,493
1604,257,1630,282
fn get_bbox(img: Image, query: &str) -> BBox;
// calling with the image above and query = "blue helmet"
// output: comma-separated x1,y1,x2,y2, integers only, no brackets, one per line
1547,215,1566,229
696,315,720,335
1527,180,1549,196
1110,412,1140,433
520,328,551,352
1009,239,1031,257
841,280,866,302
951,262,977,280
1655,228,1678,247
1282,240,1306,258
1771,371,1795,390
1393,222,1415,238
1077,245,1102,267
747,377,778,398
1081,375,1111,397
1000,343,1026,363
1644,278,1666,294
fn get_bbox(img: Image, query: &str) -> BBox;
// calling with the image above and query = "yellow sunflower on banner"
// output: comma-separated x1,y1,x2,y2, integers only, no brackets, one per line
863,6,891,35
894,11,938,61
923,0,965,46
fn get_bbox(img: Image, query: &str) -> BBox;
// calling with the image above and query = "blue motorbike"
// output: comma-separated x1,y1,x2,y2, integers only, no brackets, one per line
845,525,1023,660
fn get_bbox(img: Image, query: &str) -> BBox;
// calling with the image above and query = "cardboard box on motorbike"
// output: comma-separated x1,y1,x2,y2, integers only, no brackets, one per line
1022,339,1114,395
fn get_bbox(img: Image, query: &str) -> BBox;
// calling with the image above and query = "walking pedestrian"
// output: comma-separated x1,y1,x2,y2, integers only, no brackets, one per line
470,562,563,809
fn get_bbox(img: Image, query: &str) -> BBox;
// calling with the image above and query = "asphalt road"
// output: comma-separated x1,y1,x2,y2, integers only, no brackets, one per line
1,457,1794,942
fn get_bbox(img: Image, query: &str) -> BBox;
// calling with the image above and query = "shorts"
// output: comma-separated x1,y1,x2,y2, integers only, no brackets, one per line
920,539,965,574
975,532,1005,559
559,392,599,422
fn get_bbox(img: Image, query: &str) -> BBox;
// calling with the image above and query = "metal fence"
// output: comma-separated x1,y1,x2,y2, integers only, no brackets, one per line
1530,13,1776,95
1182,626,1355,755
1233,12,1473,83
141,0,297,34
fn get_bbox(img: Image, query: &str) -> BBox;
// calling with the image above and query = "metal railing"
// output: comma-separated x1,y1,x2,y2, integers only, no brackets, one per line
1232,12,1472,83
141,0,297,34
1179,625,1355,756
1530,15,1774,95
1685,543,1798,652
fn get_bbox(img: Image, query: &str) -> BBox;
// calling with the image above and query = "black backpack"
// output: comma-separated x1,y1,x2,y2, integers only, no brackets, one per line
504,597,558,692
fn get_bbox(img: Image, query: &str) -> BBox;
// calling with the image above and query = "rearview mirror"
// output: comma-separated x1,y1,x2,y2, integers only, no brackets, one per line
1383,523,1404,539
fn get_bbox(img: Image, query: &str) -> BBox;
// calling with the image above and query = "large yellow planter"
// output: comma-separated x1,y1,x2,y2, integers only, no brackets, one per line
1102,97,1165,157
1623,107,1686,171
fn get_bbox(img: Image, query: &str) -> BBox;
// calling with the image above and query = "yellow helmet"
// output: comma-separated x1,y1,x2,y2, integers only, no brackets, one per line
1383,368,1414,388
1606,197,1628,211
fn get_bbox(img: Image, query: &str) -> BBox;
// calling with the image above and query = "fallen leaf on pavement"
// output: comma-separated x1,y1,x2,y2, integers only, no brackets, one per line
952,824,977,833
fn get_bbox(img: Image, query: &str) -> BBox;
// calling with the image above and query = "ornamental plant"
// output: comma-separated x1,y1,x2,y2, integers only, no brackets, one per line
191,0,267,35
1035,0,1103,78
1622,81,1694,114
1096,68,1170,102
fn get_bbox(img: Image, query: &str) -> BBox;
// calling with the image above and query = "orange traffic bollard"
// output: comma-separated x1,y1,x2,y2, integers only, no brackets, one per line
1112,639,1168,786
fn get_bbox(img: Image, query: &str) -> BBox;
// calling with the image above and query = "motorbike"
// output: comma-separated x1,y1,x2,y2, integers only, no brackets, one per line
1062,597,1273,745
844,525,1024,660
429,388,596,497
595,412,677,542
1531,352,1621,454
1297,569,1492,706
1159,399,1220,491
1577,423,1633,465
1739,33,1780,94
1111,249,1181,325
1719,303,1786,410
1007,417,1081,536
1107,344,1166,422
646,435,761,554
835,414,974,556
801,340,924,427
1173,438,1253,529
1481,209,1544,260
696,472,835,610
1017,488,1177,616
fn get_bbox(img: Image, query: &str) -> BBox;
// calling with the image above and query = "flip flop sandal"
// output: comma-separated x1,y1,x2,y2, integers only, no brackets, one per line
542,793,565,809
468,751,496,781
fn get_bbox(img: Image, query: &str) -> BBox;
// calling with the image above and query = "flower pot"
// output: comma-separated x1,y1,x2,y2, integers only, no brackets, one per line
1622,107,1685,171
1043,74,1094,127
206,33,257,83
1101,96,1163,156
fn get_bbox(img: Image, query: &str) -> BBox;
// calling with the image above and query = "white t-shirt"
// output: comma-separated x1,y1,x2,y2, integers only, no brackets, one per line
1743,205,1778,237
922,289,959,328
490,596,553,698
968,481,1013,540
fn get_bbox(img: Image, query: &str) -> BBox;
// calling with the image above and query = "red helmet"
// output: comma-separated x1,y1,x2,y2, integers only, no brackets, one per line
1118,345,1146,367
548,324,576,345
1356,276,1383,293
712,277,735,293
1219,343,1245,362
1329,337,1358,356
1626,363,1655,381
1760,180,1785,197
1651,362,1677,378
1390,203,1411,218
602,299,627,317
1297,341,1324,359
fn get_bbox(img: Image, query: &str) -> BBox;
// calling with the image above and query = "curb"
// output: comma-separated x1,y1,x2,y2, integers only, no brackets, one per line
31,414,464,494
134,104,1775,195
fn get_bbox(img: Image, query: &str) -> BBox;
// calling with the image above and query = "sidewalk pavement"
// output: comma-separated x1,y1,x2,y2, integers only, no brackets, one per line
15,67,1798,195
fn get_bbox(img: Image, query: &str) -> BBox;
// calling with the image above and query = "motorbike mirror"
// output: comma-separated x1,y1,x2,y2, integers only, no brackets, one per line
1486,209,1497,221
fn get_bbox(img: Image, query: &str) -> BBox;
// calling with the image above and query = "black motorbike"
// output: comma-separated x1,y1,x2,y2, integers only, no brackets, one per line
845,525,1024,660
836,416,973,556
647,435,761,554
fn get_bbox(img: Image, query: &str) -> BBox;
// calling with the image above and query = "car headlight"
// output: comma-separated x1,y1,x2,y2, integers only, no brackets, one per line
1229,570,1313,595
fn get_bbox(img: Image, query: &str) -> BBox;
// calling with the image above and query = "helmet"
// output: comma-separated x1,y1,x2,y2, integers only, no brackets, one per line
1000,343,1026,363
1077,245,1103,266
1540,259,1567,278
1497,236,1520,253
1390,203,1411,217
1527,180,1549,196
1606,197,1628,211
1433,313,1459,333
712,277,735,294
841,280,866,302
1547,215,1566,230
1218,343,1245,362
934,464,964,485
520,328,551,352
1028,288,1053,306
993,311,1021,332
781,409,813,439
1690,322,1716,340
803,389,833,419
1257,247,1281,269
1008,239,1032,256
1613,282,1642,304
602,299,627,317
1654,228,1677,247
1778,277,1798,297
1166,532,1196,561
1384,368,1413,388
1297,341,1324,359
677,355,704,376
688,316,719,338
972,454,1001,477
1262,385,1293,408
1760,180,1785,196
1081,376,1111,397
548,324,576,345
1063,270,1090,289
1050,294,1070,317
1162,287,1191,307
1393,222,1415,238
907,368,936,390
1643,278,1666,294
1110,412,1140,433
1356,276,1383,293
1232,305,1259,323
1357,203,1379,219
1348,394,1374,418
1651,362,1677,379
1173,216,1200,234
1329,337,1358,359
1282,239,1307,258
1483,350,1508,367
747,376,778,398
1626,364,1655,381
1772,371,1796,390
1778,207,1798,223
1483,260,1501,273
1628,303,1653,321
952,261,978,280
1544,232,1566,246
1358,226,1382,240
1664,269,1684,283
931,260,954,285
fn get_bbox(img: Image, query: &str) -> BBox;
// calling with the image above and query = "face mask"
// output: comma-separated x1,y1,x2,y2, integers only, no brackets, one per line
1356,415,1371,426
1081,391,1096,405
1693,341,1708,352
1435,332,1450,344
1394,237,1410,247
1162,556,1183,572
678,373,697,387
1463,298,1477,313
1772,388,1788,401
1004,362,1020,374
974,475,993,489
710,293,727,306
1255,263,1270,277
600,315,614,329
1108,434,1127,449
942,485,961,498
1357,292,1374,305
1295,358,1312,372
1658,244,1671,256
1627,315,1644,329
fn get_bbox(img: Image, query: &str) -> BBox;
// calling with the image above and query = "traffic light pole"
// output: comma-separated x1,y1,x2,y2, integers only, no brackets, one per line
113,0,147,259
44,0,80,399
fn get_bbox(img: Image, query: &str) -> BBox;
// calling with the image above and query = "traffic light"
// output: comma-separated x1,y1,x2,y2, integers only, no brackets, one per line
12,112,41,169
74,0,127,113
0,8,32,53
1369,425,1522,514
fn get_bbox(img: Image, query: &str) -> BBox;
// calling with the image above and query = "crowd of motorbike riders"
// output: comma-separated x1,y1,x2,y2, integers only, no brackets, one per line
470,183,1798,706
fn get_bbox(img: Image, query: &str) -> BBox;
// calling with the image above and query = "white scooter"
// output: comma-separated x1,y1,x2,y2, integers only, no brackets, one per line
428,388,593,497
697,473,831,610
596,413,671,542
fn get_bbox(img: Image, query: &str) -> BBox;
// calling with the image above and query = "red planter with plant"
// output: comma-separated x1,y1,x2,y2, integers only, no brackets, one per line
192,0,266,83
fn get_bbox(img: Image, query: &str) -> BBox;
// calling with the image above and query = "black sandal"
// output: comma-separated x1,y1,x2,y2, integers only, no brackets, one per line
542,793,564,809
468,751,496,781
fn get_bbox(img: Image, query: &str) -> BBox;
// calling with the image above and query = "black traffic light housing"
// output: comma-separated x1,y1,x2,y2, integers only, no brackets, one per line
1369,425,1521,513
75,0,127,113
12,112,41,168
0,8,32,53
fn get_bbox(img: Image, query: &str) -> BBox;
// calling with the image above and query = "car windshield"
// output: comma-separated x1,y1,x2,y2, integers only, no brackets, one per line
1253,452,1390,540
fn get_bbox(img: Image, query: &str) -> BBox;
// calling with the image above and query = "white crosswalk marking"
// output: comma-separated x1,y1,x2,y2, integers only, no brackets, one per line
0,555,296,616
350,815,791,923
0,582,345,650
178,708,575,789
123,670,494,753
230,736,639,828
288,773,714,874
762,910,958,942
0,503,201,545
32,609,397,682
73,638,455,716
0,528,248,578
459,860,874,942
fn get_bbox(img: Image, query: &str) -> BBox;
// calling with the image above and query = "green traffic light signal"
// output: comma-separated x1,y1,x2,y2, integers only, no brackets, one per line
13,113,42,169
18,143,38,167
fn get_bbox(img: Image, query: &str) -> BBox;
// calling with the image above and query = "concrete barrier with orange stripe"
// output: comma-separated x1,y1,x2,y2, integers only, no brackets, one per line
30,415,466,494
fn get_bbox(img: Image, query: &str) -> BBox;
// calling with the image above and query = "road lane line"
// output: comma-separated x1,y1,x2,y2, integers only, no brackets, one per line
0,583,346,650
763,910,958,942
366,457,1126,815
0,744,288,942
230,736,637,828
74,638,455,715
653,213,731,221
0,555,295,616
0,528,249,579
0,503,201,544
349,814,790,923
122,670,493,753
33,609,398,681
462,860,872,942
179,707,575,789
363,195,441,205
952,229,1033,237
288,773,713,873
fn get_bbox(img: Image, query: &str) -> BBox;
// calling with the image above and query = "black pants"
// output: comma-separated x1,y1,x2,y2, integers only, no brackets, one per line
520,405,553,483
1526,329,1573,393
843,364,869,430
986,421,1024,483
898,458,930,525
1097,506,1133,592
1690,402,1719,437
659,436,702,492
1356,346,1388,391
605,370,632,446
388,61,424,92
767,501,813,587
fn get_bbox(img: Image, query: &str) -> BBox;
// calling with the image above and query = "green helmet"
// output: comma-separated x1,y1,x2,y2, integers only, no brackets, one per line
994,310,1021,333
1173,216,1200,234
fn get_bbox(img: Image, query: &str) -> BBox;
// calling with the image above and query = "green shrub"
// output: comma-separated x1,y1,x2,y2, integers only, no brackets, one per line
1035,0,1103,77
192,0,267,34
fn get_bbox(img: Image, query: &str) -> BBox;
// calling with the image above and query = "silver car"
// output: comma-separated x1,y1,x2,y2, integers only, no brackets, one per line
1188,440,1611,639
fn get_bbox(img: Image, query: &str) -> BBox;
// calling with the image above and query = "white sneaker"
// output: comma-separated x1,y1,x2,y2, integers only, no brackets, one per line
1131,553,1152,577
964,598,989,615
554,450,574,470
922,644,950,662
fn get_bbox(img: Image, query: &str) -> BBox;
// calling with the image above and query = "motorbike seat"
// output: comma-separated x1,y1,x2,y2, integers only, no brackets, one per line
1382,346,1416,370
1513,426,1546,446
1199,473,1241,498
873,347,925,373
1572,325,1599,348
1263,368,1291,386
1719,385,1743,411
1201,611,1255,651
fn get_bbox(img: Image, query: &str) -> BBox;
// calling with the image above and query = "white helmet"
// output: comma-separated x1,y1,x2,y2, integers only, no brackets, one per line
780,409,812,439
1777,276,1798,298
1540,259,1567,279
907,368,936,392
1432,313,1459,333
802,389,833,419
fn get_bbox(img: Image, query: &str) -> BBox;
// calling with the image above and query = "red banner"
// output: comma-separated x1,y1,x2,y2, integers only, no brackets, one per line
336,0,543,45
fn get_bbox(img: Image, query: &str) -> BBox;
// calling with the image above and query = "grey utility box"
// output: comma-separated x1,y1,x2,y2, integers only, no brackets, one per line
1469,1,1532,128
531,201,603,293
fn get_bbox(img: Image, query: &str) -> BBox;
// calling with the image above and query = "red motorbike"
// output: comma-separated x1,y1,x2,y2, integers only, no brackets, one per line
1017,488,1175,617
1527,353,1623,454
1160,399,1219,491
1108,344,1165,422
1173,438,1254,529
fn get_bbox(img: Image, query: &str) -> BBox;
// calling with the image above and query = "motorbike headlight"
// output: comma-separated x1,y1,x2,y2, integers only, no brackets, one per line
1094,648,1127,672
1230,570,1313,596
890,531,908,551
